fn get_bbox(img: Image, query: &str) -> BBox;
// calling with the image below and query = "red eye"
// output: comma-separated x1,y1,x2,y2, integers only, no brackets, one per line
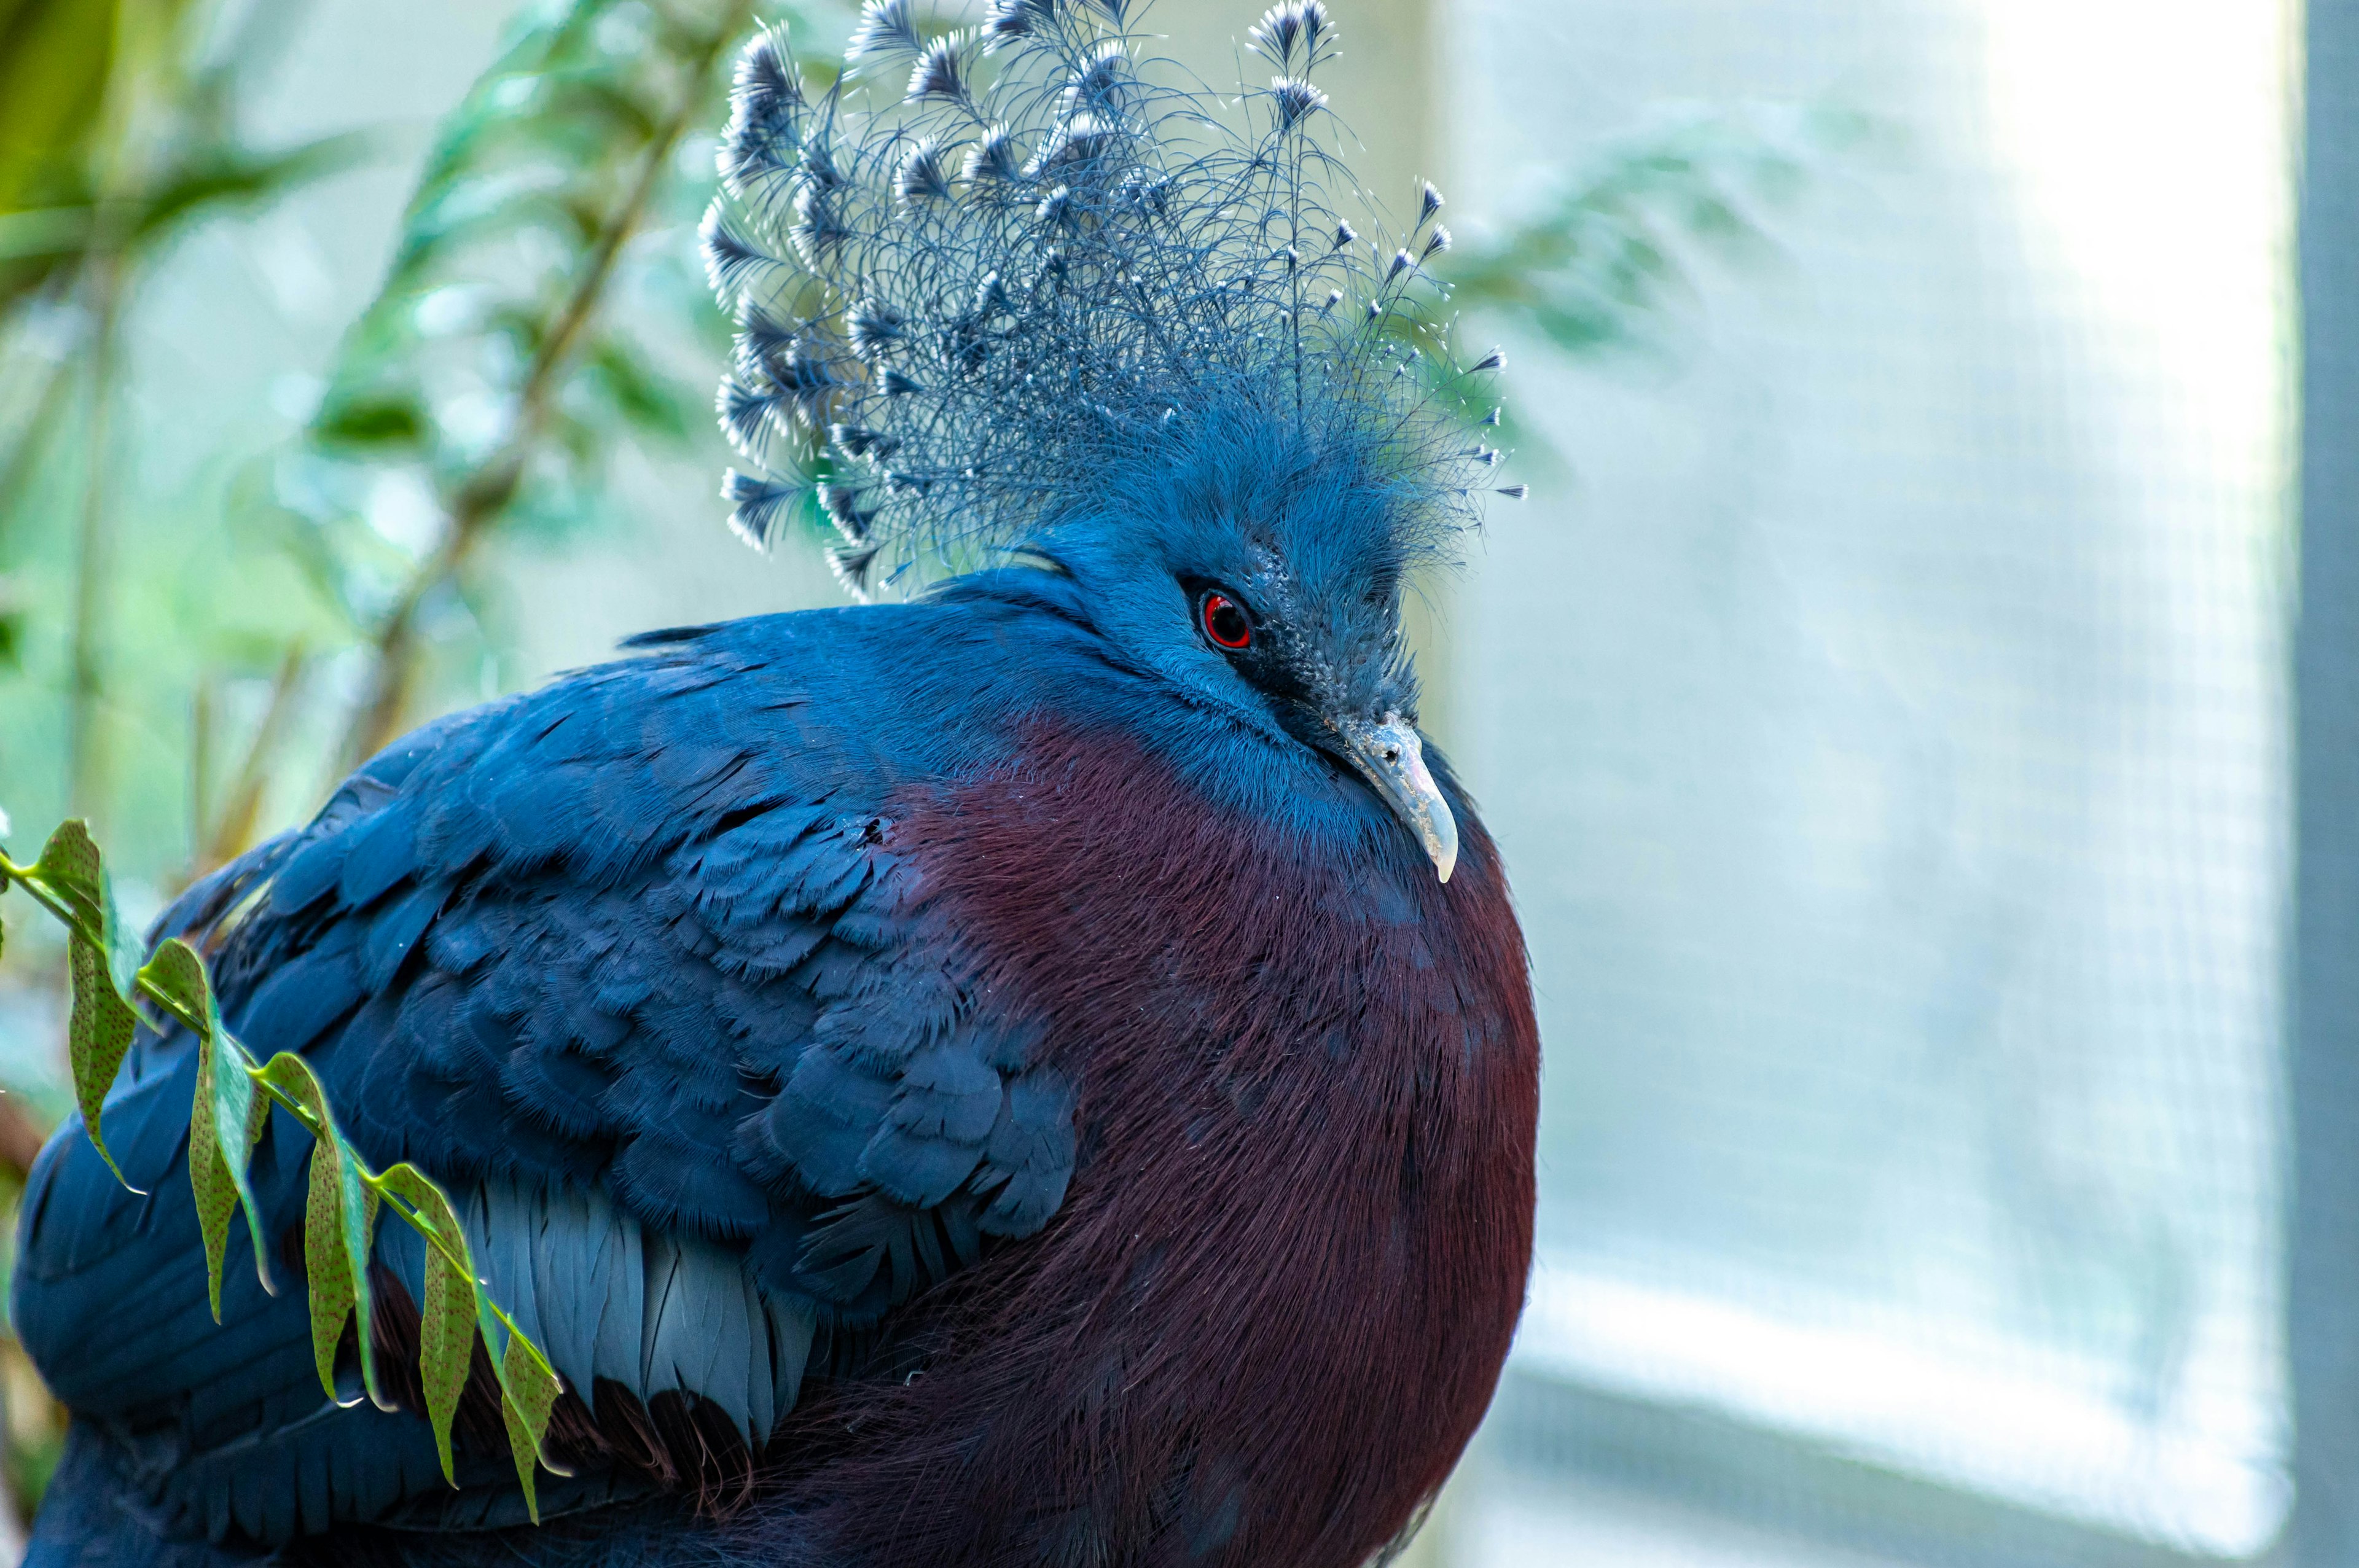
1201,591,1252,650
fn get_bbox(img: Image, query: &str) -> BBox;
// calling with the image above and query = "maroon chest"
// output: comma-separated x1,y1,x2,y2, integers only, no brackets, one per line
762,735,1540,1568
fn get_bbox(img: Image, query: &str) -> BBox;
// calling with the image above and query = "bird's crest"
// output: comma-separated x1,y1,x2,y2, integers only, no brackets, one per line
703,0,1516,596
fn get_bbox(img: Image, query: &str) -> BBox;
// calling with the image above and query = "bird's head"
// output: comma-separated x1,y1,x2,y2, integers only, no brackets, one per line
1028,394,1459,881
703,0,1525,883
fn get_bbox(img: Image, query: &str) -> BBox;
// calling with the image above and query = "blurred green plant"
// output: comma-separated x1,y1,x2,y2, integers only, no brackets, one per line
269,0,829,773
0,0,836,894
1395,100,1876,435
1444,103,1871,353
0,0,364,826
0,0,370,1527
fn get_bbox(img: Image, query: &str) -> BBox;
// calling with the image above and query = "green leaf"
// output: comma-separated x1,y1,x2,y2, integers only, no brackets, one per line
34,819,139,994
0,203,93,263
311,393,428,450
29,819,144,1188
67,935,140,1188
144,938,275,1313
257,1052,388,1411
7,811,579,1509
187,1026,242,1321
0,0,120,316
584,336,693,443
305,1132,381,1403
495,1319,568,1523
379,1164,478,1485
127,130,372,249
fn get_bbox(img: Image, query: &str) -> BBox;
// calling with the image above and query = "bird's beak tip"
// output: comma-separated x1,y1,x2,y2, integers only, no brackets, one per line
1426,796,1459,884
1337,713,1460,886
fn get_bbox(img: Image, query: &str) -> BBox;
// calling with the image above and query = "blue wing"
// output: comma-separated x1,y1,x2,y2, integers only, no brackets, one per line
15,612,1078,1551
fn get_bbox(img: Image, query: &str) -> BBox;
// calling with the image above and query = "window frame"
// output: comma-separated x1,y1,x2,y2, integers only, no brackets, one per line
2290,1,2359,1564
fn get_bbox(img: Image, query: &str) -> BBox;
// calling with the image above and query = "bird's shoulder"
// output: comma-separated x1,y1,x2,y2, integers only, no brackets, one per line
224,595,1087,1288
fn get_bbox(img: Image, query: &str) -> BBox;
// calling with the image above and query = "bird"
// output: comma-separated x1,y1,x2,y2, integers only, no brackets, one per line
14,1,1539,1563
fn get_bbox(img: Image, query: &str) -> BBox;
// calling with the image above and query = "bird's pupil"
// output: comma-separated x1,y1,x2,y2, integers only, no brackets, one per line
1204,595,1250,650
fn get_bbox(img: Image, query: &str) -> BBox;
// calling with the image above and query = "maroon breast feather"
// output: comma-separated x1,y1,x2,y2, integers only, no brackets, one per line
745,727,1539,1568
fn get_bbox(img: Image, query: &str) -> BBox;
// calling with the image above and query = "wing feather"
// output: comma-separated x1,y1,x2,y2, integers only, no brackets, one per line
14,620,1080,1548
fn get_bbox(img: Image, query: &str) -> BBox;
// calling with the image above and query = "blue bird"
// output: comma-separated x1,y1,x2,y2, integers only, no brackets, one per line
16,2,1539,1563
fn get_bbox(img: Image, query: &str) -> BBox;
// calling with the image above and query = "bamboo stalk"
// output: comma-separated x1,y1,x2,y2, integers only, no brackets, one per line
63,246,127,823
0,332,82,537
334,0,754,769
192,642,307,877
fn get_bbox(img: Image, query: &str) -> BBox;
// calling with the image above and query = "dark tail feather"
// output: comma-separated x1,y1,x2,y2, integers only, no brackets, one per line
25,1424,271,1567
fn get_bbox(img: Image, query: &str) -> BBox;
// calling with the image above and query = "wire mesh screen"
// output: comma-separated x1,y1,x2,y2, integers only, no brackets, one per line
1444,0,2297,1559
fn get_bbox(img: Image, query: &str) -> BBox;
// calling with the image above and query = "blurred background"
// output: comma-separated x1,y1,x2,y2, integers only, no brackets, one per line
0,0,2334,1564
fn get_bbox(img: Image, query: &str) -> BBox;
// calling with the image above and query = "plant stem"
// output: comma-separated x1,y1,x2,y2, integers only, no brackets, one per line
192,642,307,878
0,844,553,1388
0,333,82,540
64,248,127,823
335,1,753,769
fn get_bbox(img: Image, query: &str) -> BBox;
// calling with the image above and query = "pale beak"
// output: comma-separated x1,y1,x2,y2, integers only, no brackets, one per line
1334,713,1459,883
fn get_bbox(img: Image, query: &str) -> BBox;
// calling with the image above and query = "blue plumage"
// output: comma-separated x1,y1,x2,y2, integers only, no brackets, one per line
18,4,1541,1564
23,606,1101,1555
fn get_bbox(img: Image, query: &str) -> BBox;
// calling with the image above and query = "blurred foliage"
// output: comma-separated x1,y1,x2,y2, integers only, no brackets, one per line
1406,100,1876,439
0,0,366,1534
0,0,364,837
268,0,821,771
1443,102,1873,356
0,0,834,903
